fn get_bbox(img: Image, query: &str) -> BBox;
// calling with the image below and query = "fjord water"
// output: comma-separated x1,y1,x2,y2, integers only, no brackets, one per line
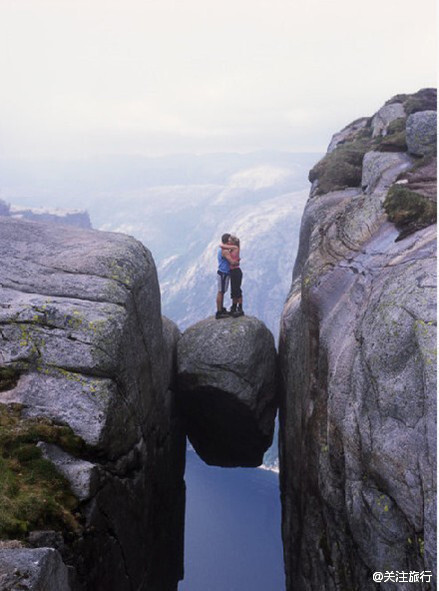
180,449,284,591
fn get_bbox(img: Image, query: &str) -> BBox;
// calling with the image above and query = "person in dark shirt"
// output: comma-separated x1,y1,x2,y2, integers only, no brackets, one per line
218,235,244,317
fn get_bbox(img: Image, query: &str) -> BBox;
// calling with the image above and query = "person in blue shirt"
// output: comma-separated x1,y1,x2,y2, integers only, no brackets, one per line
216,232,233,319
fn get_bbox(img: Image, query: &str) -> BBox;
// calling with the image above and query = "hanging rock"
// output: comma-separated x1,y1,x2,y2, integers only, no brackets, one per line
177,315,277,467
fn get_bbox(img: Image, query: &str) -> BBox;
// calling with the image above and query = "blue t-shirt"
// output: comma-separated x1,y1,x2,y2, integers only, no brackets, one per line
217,247,230,273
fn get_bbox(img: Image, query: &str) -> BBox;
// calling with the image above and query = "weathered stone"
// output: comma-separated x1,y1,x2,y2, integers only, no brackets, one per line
371,103,406,137
327,117,370,152
0,217,185,591
362,150,413,194
385,88,437,115
28,530,65,551
37,442,100,501
406,110,437,156
279,93,436,591
400,156,437,199
0,548,71,591
177,315,277,467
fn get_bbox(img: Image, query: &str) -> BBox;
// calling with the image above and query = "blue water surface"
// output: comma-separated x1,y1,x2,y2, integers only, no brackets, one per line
179,449,285,591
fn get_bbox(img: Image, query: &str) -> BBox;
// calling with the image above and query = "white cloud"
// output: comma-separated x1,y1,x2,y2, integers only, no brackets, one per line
0,0,436,158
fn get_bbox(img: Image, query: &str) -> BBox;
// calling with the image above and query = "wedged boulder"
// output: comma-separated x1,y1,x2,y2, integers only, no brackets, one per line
177,315,277,467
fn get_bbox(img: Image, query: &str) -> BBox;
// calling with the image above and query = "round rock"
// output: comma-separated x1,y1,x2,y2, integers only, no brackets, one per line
176,315,277,467
406,110,437,156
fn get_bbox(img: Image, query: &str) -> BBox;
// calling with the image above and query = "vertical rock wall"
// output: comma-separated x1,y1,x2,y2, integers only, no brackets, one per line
279,90,436,590
0,217,186,590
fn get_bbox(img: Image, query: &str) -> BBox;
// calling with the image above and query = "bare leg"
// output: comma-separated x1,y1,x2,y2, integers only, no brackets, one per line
216,291,224,312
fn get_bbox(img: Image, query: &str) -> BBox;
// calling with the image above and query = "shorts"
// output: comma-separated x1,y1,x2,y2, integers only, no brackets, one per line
217,271,230,294
230,267,243,299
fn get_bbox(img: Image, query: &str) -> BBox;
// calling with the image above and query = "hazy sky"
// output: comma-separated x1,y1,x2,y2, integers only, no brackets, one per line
0,0,436,159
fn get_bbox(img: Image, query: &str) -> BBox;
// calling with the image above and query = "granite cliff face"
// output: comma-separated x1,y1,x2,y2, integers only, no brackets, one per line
279,89,436,590
0,218,185,590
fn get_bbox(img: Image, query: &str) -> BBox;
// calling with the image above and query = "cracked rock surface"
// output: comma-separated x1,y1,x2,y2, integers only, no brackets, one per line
177,315,277,467
279,92,436,591
0,217,186,591
0,548,71,591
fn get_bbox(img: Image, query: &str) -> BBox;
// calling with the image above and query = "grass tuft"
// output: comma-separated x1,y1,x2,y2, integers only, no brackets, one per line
384,185,437,241
0,367,20,392
0,404,84,540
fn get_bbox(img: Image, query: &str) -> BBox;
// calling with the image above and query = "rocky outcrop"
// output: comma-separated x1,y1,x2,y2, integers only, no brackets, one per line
279,90,436,590
177,315,277,467
371,103,406,137
0,547,71,591
0,217,186,590
406,111,437,156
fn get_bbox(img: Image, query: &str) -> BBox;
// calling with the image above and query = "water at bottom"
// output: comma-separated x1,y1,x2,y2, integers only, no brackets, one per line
179,449,285,591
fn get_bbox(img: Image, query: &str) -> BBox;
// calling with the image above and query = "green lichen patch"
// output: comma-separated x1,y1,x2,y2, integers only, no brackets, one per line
384,185,437,241
0,367,20,392
404,92,437,116
0,404,84,540
309,120,410,194
309,139,371,195
375,118,407,153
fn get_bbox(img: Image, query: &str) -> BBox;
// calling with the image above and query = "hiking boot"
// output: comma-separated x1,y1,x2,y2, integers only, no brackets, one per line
232,308,244,317
215,310,229,319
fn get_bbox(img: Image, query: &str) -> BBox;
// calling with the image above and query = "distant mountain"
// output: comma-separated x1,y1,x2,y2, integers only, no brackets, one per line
158,185,308,340
0,199,91,229
0,151,318,338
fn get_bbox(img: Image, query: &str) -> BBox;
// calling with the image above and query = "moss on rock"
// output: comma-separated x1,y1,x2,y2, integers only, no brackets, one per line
375,117,407,152
384,185,437,241
386,88,437,115
0,367,20,392
310,118,413,194
0,403,84,540
309,139,370,195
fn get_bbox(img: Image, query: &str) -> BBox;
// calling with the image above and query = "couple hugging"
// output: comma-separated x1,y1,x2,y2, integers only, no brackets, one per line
215,232,244,319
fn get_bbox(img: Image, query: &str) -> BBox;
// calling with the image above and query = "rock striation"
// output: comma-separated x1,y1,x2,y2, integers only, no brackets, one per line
279,89,436,590
177,315,277,467
0,217,186,591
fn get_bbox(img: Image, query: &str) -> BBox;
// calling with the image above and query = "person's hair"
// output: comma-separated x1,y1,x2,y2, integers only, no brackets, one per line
229,235,240,246
221,233,231,243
